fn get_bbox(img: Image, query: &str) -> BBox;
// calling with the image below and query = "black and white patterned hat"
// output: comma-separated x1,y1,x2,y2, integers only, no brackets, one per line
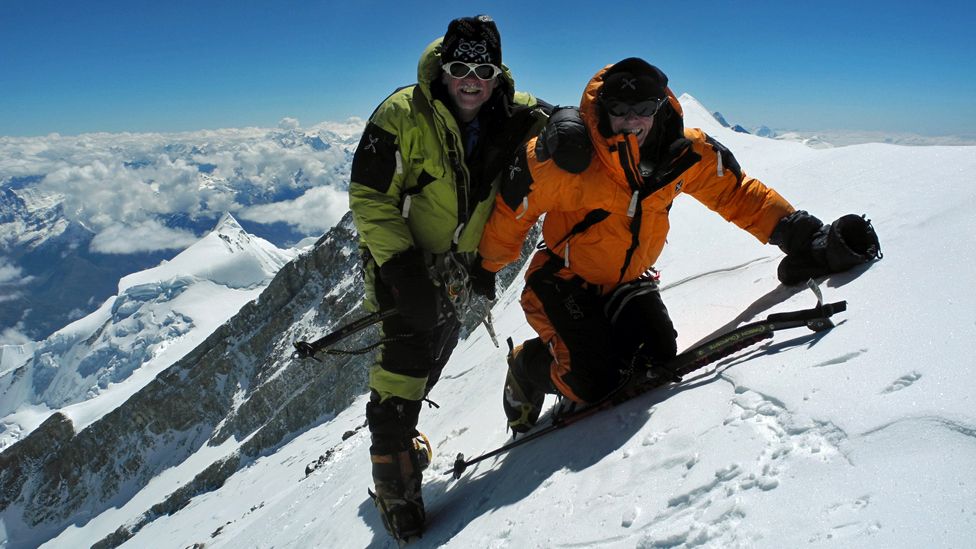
442,15,502,66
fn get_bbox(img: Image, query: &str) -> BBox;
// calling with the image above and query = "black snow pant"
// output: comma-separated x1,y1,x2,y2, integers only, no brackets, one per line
518,256,678,404
366,265,460,455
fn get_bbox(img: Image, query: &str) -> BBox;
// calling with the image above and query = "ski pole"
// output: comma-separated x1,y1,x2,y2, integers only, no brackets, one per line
292,309,398,360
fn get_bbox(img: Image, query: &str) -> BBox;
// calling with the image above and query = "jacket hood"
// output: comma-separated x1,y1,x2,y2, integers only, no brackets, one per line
579,63,684,175
417,37,517,108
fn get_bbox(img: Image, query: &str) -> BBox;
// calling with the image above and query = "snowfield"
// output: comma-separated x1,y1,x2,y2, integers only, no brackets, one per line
31,96,976,548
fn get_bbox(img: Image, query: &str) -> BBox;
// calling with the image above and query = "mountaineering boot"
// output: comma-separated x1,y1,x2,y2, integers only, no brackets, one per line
365,393,428,541
502,337,550,434
619,353,681,398
369,432,432,541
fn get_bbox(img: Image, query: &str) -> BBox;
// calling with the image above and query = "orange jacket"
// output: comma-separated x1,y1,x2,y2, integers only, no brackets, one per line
479,64,795,291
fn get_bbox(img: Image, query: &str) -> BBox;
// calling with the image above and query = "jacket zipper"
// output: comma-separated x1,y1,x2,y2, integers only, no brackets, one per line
439,108,470,252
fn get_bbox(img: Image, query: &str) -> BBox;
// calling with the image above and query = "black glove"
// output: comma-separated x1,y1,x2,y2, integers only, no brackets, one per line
379,249,439,331
534,106,592,174
771,211,882,286
469,258,497,300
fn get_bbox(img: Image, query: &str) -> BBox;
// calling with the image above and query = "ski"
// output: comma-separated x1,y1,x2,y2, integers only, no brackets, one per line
448,284,847,480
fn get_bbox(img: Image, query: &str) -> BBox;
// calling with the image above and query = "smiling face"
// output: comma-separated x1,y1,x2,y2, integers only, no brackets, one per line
608,111,655,147
441,71,498,123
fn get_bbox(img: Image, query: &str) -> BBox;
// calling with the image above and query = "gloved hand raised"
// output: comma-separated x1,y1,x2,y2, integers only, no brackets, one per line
379,249,440,332
770,211,882,285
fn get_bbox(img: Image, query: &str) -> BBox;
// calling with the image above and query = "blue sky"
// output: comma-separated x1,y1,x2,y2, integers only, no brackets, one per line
2,0,974,137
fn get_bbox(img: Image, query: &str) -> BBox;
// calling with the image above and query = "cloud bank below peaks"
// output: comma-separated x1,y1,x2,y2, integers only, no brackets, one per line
0,117,363,253
89,220,200,254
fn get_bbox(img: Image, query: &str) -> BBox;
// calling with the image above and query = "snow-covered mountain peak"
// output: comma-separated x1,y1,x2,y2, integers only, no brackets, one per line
119,212,295,292
0,216,300,450
677,93,727,134
214,211,244,233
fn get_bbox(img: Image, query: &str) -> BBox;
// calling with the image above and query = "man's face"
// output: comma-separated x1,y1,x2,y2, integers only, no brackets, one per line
441,69,498,123
609,112,655,147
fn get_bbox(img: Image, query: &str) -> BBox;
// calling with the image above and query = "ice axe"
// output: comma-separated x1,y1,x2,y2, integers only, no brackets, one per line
292,309,398,361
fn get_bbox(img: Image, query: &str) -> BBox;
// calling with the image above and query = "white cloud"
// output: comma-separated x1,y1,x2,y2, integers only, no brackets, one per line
0,259,24,284
238,186,349,236
90,220,199,254
0,123,361,249
310,117,366,140
278,117,301,130
0,326,32,345
0,292,23,303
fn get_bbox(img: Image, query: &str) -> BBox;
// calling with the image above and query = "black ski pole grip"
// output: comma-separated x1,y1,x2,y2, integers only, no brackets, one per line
292,341,319,361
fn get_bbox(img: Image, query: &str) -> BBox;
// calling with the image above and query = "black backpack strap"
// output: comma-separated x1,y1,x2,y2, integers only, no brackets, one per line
549,209,611,251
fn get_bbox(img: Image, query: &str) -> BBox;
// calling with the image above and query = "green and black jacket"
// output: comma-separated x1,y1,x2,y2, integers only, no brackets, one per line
348,37,548,308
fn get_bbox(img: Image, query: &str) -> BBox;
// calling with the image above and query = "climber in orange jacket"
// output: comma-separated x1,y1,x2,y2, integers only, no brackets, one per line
474,57,881,433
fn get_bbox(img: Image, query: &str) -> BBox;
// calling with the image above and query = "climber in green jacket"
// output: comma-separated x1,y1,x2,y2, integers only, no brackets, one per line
347,14,548,541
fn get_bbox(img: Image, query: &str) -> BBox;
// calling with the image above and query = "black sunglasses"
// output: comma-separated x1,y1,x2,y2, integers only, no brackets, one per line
603,97,668,117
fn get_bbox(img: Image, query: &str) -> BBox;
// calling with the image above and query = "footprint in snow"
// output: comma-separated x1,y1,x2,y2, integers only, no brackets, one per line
811,349,868,368
881,371,922,394
622,506,641,527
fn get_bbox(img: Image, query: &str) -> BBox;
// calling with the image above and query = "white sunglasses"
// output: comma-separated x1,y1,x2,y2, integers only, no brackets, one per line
442,61,502,81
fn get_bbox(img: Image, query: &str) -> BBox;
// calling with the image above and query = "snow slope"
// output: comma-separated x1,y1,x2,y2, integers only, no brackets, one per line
43,97,976,549
0,213,295,450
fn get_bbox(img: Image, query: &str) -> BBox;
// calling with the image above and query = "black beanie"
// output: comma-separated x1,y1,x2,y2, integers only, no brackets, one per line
442,15,502,66
601,58,668,103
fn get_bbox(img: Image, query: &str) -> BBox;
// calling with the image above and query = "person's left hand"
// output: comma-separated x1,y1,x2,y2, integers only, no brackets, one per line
772,211,882,285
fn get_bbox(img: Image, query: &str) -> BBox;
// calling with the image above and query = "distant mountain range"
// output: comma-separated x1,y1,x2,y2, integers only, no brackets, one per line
711,110,976,147
0,122,362,342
